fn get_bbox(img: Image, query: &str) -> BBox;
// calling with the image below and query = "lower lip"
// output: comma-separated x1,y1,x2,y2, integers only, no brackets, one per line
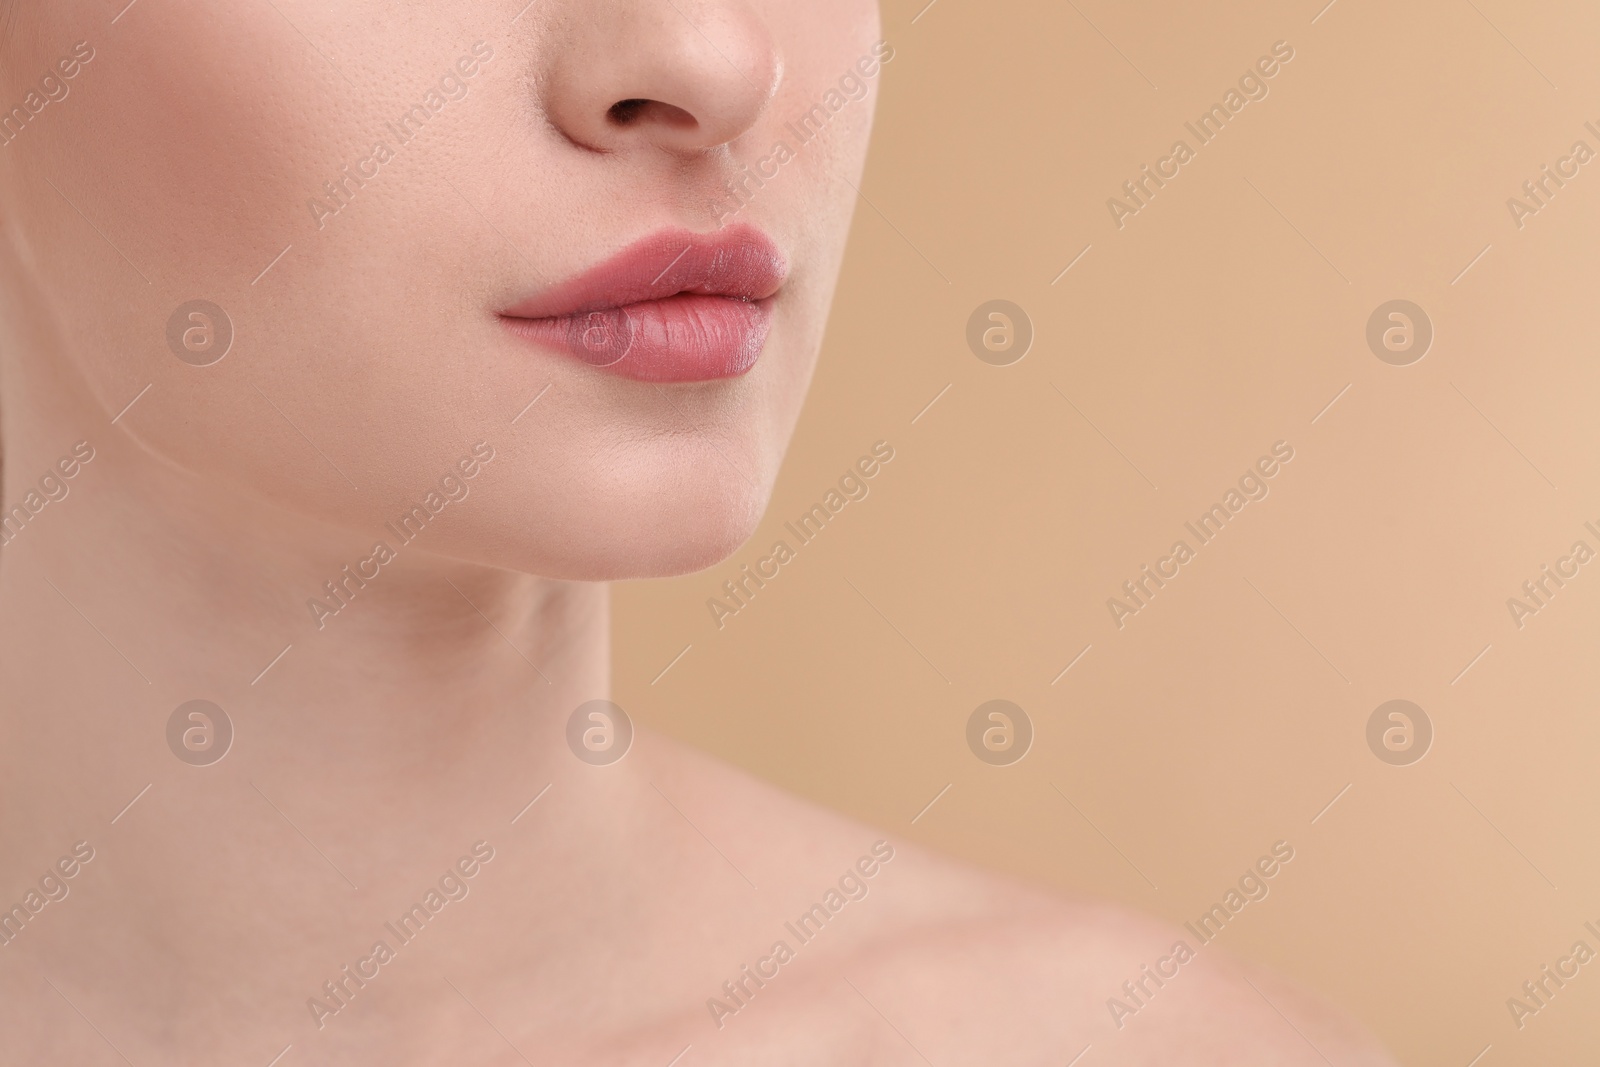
500,294,772,382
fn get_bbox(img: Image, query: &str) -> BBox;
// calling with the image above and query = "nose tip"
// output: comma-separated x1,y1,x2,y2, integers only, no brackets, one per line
538,3,782,155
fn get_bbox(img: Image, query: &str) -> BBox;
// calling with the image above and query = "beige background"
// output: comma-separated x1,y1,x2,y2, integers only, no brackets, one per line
618,1,1600,1062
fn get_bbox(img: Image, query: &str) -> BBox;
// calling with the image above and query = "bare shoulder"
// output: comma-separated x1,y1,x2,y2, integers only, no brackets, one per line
829,841,1399,1066
658,747,1396,1065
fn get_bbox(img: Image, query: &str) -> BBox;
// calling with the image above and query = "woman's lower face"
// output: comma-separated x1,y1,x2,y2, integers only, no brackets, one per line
0,1,1400,1064
2,0,883,579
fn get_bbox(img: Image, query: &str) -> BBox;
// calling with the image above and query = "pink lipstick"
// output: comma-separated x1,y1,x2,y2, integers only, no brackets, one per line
499,225,787,382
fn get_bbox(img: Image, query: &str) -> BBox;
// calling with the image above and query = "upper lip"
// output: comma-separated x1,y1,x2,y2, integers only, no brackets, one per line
500,224,788,320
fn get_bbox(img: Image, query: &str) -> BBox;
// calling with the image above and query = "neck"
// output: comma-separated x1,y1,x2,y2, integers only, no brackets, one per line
0,354,609,920
0,329,685,1063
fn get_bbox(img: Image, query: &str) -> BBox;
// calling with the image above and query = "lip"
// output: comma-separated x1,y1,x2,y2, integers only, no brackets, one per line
498,224,788,382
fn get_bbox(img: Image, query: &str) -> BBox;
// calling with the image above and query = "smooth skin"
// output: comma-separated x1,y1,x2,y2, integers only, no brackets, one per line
0,1,1397,1062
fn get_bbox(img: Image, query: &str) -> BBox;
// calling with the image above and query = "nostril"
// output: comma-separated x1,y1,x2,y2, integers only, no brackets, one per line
607,99,651,125
605,98,699,130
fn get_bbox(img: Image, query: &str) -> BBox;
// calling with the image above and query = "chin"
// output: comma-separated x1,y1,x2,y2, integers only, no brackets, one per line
476,461,777,582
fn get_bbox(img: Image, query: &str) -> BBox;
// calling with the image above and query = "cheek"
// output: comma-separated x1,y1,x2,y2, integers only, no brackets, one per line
16,4,505,520
4,0,876,581
48,7,346,291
